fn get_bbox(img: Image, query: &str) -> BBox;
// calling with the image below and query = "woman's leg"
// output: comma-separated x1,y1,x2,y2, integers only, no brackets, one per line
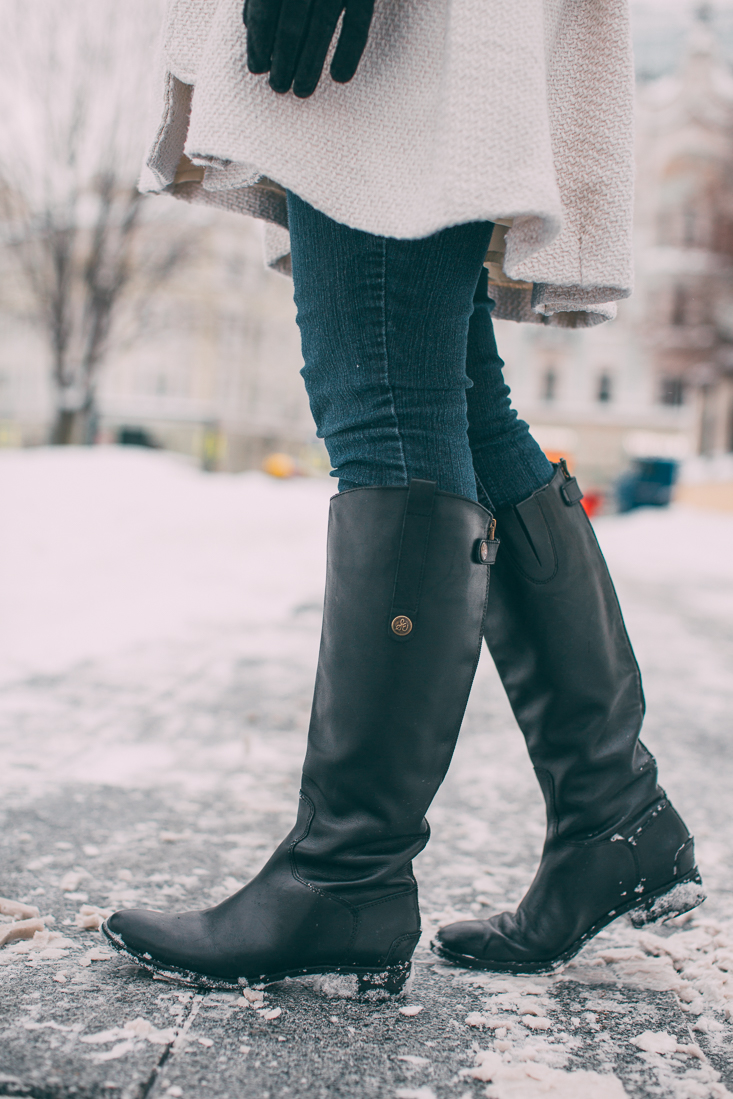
465,268,553,509
434,271,704,972
102,199,497,991
286,192,493,497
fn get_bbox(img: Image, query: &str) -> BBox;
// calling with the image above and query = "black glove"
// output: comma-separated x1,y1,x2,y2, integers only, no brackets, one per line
243,0,375,98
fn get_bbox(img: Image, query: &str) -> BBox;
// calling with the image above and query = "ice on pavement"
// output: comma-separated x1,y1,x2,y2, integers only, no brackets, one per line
1,447,733,1099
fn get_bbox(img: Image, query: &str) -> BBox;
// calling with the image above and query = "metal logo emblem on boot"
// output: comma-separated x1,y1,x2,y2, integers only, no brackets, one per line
391,615,413,636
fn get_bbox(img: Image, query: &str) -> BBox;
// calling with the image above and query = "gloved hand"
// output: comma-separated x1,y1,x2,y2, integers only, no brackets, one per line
243,0,375,99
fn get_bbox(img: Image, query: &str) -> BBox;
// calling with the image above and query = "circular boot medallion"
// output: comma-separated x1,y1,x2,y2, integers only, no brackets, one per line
391,615,413,636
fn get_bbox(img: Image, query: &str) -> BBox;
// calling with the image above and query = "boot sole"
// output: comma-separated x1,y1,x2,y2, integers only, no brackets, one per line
430,868,706,975
101,919,411,995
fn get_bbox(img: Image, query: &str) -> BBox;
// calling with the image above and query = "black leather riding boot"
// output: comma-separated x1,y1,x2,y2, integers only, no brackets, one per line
434,463,704,974
104,481,495,991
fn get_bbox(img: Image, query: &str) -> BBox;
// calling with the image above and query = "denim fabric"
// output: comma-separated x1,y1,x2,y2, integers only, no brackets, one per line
465,268,554,509
287,192,553,508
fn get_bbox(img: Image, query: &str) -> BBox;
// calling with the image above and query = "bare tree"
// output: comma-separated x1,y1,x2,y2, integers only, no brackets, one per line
0,0,195,444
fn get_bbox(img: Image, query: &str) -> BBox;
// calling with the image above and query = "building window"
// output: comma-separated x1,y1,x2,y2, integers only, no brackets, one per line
597,373,613,403
660,377,685,406
683,208,697,247
541,368,557,402
671,286,687,326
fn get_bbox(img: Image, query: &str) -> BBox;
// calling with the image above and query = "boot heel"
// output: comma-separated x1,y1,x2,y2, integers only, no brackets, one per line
628,870,706,928
357,961,412,996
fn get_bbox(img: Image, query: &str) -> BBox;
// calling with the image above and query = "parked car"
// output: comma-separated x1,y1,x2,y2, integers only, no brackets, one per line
616,458,678,513
117,426,159,448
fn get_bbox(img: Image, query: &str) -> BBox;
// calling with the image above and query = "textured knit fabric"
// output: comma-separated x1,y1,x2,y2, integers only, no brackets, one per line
287,192,553,503
141,0,636,327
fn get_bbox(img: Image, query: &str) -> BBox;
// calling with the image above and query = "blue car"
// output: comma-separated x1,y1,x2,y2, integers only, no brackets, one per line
616,458,679,512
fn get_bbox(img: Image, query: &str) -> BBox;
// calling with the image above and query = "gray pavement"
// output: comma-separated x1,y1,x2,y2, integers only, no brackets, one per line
2,533,733,1099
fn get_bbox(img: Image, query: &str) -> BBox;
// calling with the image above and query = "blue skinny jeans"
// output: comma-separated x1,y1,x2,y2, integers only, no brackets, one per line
287,192,553,509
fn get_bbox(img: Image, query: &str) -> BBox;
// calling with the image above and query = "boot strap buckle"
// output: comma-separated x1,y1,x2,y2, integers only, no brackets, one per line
561,478,584,506
475,538,499,564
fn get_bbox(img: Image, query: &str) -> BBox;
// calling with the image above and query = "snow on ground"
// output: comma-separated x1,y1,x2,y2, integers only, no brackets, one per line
0,446,332,676
1,447,733,1099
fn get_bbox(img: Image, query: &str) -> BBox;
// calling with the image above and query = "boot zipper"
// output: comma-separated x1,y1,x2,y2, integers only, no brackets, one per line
559,457,571,480
476,517,499,563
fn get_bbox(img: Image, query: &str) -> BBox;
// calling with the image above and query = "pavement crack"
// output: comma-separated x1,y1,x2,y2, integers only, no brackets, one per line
137,993,206,1099
138,1045,171,1099
171,993,206,1053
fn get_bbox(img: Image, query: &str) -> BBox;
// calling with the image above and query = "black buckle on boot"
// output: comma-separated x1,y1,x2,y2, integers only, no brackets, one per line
558,458,584,506
561,479,583,506
474,538,499,564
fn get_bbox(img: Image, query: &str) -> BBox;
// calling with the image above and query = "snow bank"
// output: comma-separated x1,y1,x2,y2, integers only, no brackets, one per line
0,447,332,678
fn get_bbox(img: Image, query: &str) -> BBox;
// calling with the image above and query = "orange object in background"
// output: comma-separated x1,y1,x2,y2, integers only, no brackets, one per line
544,450,574,472
581,492,603,519
262,452,298,479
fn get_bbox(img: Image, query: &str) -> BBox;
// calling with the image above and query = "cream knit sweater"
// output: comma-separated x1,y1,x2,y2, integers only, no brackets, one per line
141,0,636,327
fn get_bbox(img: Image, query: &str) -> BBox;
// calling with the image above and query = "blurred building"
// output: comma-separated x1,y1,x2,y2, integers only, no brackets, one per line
95,206,323,474
0,199,322,473
1,7,733,492
496,8,733,496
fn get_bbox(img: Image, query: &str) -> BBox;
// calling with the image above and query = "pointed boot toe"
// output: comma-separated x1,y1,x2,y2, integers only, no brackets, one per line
433,910,544,969
433,919,493,962
104,908,213,975
104,907,162,954
434,911,570,972
104,907,171,958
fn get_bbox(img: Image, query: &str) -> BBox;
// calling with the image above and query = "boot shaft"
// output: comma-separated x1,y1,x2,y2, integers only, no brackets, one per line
298,482,495,894
485,465,660,838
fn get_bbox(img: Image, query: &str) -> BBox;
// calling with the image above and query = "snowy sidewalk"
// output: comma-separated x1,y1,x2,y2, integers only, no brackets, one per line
1,448,733,1099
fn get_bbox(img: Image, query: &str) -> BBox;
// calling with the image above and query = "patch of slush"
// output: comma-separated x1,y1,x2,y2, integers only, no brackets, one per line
467,1052,628,1098
305,973,360,999
0,898,40,920
564,917,733,1026
628,880,707,927
458,1004,731,1098
299,969,406,1001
